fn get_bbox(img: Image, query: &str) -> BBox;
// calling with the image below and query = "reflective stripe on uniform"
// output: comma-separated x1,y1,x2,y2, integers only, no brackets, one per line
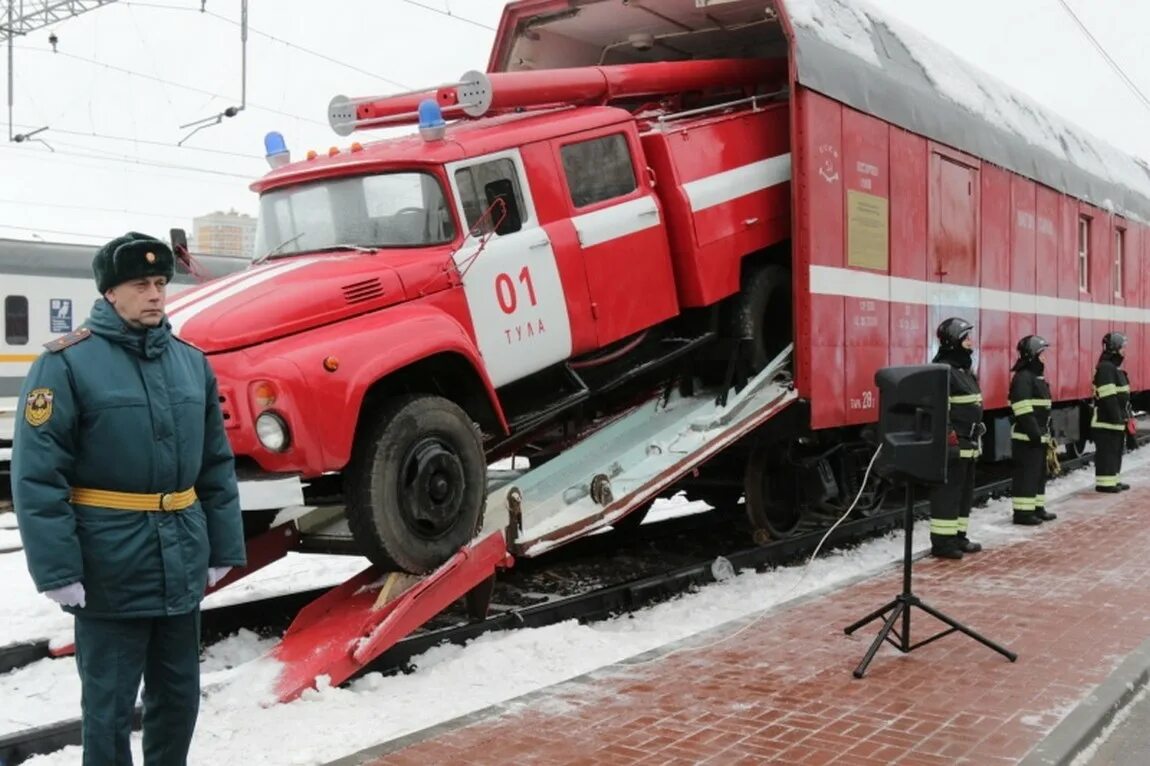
949,393,983,405
1117,385,1132,393
1091,417,1126,431
930,518,959,535
1012,432,1051,443
69,487,198,512
956,517,970,533
1097,475,1120,487
959,448,980,458
1095,383,1119,398
1011,398,1051,415
1036,494,1046,507
1012,496,1036,511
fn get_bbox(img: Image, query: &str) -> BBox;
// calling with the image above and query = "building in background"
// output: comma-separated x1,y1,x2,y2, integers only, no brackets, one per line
192,209,257,260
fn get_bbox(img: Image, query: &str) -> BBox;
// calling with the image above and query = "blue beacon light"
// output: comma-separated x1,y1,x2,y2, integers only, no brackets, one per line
264,131,291,169
418,99,447,142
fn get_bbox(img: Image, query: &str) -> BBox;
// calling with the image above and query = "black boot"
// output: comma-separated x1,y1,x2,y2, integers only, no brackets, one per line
1033,507,1057,521
930,534,964,559
1096,486,1121,494
1013,511,1043,525
1119,482,1131,491
955,533,982,553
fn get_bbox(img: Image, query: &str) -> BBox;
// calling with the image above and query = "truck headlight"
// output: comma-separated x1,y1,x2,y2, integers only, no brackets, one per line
255,411,290,452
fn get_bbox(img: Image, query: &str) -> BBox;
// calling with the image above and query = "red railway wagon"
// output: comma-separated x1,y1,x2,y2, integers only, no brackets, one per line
489,0,1150,462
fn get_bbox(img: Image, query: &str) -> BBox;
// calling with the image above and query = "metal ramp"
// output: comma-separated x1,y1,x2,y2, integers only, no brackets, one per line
238,345,796,703
482,344,797,556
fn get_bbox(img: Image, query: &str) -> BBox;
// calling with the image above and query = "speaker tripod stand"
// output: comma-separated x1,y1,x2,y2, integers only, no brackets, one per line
843,484,1018,678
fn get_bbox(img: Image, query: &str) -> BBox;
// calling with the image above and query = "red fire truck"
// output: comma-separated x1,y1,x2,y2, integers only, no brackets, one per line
168,0,1150,701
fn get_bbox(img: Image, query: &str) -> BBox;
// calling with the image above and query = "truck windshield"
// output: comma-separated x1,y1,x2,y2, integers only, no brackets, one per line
254,171,457,258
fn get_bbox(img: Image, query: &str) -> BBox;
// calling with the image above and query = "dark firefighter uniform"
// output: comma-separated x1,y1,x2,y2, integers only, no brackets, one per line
928,318,984,560
1093,331,1133,493
11,233,247,766
1009,335,1056,525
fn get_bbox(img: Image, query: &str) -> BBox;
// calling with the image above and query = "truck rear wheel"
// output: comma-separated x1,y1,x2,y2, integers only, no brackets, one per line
743,442,802,540
732,263,792,374
344,394,487,574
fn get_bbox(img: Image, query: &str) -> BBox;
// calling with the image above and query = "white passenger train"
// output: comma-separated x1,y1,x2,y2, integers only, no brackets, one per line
0,235,250,465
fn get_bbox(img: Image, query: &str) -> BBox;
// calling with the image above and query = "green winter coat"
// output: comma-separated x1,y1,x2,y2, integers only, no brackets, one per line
11,298,246,618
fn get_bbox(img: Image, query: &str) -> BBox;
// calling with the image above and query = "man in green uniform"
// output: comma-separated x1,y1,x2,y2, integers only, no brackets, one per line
1092,331,1133,493
928,317,985,559
1009,335,1056,525
11,231,247,765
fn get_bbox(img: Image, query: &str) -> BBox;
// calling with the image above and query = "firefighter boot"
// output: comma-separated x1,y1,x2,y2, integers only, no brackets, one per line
1119,482,1131,491
955,533,982,553
930,534,964,560
1013,511,1043,526
1033,507,1057,522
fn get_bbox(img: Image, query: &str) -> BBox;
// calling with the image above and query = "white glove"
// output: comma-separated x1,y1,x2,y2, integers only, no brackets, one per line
207,566,232,587
45,582,86,608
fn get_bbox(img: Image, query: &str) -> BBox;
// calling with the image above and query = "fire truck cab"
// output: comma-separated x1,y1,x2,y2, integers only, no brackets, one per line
171,59,794,574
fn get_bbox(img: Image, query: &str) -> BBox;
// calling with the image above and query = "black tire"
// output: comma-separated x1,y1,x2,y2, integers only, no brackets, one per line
743,443,802,540
730,263,792,374
344,394,487,574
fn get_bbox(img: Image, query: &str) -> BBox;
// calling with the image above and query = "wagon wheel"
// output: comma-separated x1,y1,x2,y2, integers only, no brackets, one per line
743,442,803,541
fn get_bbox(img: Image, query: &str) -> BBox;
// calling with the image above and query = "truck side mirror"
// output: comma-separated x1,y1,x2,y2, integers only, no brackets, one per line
170,227,193,270
484,179,522,235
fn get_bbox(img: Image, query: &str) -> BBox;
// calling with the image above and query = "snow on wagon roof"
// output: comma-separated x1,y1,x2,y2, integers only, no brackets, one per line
782,0,1150,223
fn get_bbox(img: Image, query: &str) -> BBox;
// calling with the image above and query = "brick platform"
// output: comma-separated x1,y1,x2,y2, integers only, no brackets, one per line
347,474,1150,766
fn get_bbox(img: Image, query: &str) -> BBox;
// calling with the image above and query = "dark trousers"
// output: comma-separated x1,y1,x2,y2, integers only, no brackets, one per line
74,610,202,766
1094,428,1125,488
1011,441,1046,514
929,456,976,537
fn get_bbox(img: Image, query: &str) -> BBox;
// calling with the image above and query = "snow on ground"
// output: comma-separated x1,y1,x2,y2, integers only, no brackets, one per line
4,446,1147,765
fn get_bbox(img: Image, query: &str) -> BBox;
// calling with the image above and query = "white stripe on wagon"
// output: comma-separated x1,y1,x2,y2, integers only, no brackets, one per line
809,264,1150,323
571,196,662,248
168,258,322,334
682,153,791,213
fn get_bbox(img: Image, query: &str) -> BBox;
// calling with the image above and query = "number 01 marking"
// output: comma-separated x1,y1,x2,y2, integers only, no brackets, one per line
495,266,537,314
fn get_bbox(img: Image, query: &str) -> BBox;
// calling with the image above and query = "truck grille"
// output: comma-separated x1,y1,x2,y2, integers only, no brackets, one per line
341,278,384,304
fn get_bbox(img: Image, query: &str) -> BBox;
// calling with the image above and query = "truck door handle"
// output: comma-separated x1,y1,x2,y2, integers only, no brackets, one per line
744,217,760,227
530,239,550,249
639,209,658,218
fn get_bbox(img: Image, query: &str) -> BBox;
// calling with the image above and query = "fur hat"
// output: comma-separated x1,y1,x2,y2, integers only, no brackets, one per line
92,232,175,293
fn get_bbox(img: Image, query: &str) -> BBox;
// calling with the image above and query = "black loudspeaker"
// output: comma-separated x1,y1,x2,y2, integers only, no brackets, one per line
872,364,950,485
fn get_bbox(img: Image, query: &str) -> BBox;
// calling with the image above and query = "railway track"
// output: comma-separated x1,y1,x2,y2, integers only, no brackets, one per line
0,441,1120,765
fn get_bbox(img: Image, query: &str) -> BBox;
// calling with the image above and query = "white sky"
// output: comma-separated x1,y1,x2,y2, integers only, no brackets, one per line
0,0,1147,248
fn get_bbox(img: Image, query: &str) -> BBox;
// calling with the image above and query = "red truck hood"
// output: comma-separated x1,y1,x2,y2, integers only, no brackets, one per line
168,250,440,353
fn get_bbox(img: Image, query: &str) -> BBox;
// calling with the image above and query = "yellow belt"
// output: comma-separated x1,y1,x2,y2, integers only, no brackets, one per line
69,487,197,512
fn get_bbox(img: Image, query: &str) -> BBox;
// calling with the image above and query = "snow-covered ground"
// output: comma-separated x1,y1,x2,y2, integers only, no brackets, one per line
2,445,1146,765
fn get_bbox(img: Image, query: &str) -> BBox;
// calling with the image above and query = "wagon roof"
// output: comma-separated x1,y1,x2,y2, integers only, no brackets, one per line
781,0,1150,222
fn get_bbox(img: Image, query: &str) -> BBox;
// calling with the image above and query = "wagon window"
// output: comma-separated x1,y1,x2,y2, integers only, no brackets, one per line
1078,216,1090,292
4,295,29,345
559,133,637,208
1114,228,1124,299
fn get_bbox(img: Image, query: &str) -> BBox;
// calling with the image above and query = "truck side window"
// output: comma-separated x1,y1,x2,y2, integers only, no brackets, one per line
5,295,29,345
560,133,637,208
455,159,527,236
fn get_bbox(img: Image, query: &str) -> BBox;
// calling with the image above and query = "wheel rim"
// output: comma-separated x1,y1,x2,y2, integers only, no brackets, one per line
746,464,802,538
397,437,467,540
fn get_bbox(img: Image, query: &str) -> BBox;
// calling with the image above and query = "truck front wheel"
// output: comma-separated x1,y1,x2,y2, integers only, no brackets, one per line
344,394,487,574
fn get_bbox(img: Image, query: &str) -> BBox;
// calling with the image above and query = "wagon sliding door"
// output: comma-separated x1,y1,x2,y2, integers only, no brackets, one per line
927,148,984,381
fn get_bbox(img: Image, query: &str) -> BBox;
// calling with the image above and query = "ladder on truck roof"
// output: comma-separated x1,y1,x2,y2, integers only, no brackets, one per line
246,344,798,703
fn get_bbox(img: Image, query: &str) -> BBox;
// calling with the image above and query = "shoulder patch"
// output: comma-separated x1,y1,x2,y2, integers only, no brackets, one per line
24,388,54,427
43,327,92,353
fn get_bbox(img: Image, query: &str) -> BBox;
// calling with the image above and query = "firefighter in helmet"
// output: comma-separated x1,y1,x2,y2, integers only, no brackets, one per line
1092,331,1133,493
928,318,985,559
1009,335,1056,524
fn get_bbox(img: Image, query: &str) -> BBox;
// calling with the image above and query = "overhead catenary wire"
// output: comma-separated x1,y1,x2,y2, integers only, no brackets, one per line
121,0,413,90
400,0,496,31
1056,0,1150,114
